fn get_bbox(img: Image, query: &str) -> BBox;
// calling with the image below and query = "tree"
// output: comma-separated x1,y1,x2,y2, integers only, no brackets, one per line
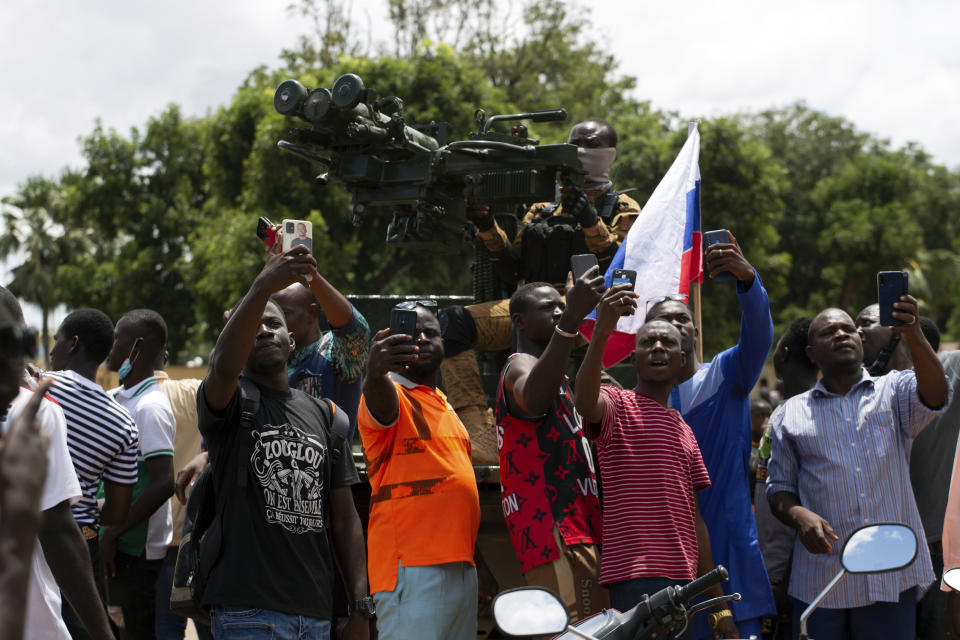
56,106,207,358
0,176,91,363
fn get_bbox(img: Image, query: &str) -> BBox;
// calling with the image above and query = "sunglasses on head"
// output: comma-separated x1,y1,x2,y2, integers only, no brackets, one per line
0,324,37,360
644,294,688,316
394,300,438,312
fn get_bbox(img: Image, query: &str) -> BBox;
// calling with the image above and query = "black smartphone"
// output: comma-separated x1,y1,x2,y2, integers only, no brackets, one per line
256,216,277,248
611,269,637,290
878,271,909,327
703,229,735,283
389,308,418,345
570,254,599,281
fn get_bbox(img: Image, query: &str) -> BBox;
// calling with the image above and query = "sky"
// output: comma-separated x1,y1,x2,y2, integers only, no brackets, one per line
2,0,959,328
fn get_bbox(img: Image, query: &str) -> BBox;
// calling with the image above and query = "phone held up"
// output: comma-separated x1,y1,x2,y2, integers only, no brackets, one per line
281,219,313,254
703,229,736,283
570,254,599,282
256,217,277,248
390,308,418,348
878,271,909,327
611,269,637,290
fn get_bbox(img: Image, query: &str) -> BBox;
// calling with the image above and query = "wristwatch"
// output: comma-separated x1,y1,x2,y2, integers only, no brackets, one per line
708,608,733,630
348,596,376,618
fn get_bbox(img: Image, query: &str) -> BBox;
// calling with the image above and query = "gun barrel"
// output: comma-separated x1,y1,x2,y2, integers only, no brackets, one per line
482,109,567,133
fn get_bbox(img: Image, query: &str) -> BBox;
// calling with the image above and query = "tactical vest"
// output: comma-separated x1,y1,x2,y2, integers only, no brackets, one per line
520,189,624,285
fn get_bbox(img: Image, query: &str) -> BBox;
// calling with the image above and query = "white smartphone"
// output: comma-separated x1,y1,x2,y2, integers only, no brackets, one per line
281,219,313,254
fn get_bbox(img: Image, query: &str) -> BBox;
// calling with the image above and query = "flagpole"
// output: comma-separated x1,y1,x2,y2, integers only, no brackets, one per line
688,120,703,364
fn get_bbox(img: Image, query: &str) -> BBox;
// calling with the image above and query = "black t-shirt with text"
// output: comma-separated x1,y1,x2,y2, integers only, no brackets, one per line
197,380,358,619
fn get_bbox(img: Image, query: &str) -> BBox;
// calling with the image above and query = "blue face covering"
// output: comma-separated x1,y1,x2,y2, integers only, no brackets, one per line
117,358,133,383
117,337,141,384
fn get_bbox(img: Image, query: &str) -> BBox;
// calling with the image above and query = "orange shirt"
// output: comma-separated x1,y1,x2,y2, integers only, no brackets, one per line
358,375,480,594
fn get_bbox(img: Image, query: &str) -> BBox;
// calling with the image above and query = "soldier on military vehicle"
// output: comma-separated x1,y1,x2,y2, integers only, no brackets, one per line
440,118,642,462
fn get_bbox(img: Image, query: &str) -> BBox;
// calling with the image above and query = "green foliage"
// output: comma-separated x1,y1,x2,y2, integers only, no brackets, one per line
0,175,93,362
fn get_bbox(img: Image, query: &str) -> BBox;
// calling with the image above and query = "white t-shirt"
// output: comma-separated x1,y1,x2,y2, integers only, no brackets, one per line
111,377,175,560
1,386,82,640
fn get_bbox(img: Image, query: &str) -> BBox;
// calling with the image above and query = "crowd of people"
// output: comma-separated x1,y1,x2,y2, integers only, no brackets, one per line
1,115,960,640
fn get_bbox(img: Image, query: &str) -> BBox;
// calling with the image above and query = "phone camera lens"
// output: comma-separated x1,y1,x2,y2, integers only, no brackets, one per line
285,222,295,233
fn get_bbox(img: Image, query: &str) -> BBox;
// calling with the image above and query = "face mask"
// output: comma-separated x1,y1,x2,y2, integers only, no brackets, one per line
578,147,617,190
117,337,141,384
117,358,133,383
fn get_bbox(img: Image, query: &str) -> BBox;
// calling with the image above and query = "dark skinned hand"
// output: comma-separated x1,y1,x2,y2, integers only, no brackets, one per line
101,526,119,577
174,451,209,505
559,186,599,228
476,557,499,617
559,265,605,332
365,328,420,378
340,614,370,640
792,506,839,554
594,284,639,335
715,615,739,639
704,231,756,285
890,295,924,342
467,201,495,231
255,241,317,294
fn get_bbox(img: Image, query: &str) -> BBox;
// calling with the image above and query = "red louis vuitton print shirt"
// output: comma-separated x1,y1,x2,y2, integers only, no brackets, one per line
495,354,602,573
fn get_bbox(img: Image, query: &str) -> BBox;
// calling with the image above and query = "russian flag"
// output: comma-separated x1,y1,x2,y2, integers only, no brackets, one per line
580,123,702,368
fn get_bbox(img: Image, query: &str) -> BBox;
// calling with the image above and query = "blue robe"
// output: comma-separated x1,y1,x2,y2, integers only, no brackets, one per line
669,274,775,639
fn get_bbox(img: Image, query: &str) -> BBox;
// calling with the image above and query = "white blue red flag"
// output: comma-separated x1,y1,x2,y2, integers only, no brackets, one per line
579,123,702,368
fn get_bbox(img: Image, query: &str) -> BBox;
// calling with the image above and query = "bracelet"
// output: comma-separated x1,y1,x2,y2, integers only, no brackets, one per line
555,325,579,339
708,609,733,630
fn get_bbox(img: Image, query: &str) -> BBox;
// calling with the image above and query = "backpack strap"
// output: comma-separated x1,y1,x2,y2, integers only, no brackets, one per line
236,378,261,489
322,399,350,466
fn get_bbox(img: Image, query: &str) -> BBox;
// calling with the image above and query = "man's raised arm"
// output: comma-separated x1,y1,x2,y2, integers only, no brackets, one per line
507,270,605,418
705,232,773,394
893,295,949,410
575,284,637,436
205,245,316,412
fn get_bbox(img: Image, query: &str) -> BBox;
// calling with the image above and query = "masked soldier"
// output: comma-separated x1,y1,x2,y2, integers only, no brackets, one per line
440,118,641,463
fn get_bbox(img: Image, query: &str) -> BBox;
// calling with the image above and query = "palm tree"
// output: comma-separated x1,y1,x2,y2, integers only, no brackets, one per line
0,175,90,365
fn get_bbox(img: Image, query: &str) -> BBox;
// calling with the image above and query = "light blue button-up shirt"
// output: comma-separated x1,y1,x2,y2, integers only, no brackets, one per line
767,368,950,607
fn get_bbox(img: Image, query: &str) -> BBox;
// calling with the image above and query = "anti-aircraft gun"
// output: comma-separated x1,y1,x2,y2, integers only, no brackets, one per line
273,73,583,253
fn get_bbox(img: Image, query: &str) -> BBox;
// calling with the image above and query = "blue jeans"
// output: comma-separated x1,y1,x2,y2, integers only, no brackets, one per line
791,587,916,640
156,547,186,640
373,561,477,640
212,607,330,640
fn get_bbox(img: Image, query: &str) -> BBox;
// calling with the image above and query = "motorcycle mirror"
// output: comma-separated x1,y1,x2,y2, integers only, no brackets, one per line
841,523,917,574
492,587,569,637
944,568,960,591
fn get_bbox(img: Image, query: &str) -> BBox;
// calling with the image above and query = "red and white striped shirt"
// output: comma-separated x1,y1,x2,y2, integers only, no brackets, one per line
594,386,710,584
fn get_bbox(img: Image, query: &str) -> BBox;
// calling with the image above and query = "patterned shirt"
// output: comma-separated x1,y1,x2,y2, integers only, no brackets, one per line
45,369,139,529
495,355,602,573
767,368,950,607
287,307,370,434
593,387,710,584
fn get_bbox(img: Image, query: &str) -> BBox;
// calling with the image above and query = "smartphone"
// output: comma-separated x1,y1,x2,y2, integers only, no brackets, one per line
281,219,313,254
878,271,909,327
703,229,735,283
256,216,277,248
611,269,637,290
570,254,599,281
389,308,418,346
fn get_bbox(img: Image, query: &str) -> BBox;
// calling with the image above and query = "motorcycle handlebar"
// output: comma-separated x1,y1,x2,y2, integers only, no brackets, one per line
676,565,729,603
